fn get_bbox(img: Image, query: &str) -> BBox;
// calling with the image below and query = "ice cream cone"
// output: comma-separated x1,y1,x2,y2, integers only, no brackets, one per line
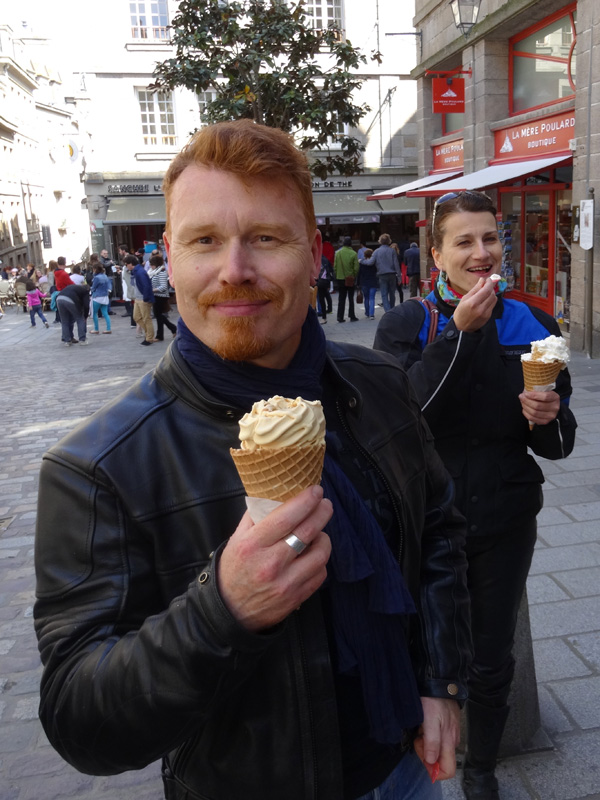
230,442,326,502
522,359,564,392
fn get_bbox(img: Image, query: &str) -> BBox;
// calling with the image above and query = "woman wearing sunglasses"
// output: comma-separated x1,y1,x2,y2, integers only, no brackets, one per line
374,190,576,800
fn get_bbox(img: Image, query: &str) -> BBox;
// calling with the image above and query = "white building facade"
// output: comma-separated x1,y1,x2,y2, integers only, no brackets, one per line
0,23,90,269
2,0,422,262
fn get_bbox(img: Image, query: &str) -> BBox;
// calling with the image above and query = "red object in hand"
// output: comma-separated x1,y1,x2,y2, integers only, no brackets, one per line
430,761,440,784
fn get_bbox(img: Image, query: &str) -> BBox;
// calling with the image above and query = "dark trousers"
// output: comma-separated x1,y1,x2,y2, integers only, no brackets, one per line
316,282,332,319
56,296,87,343
336,280,356,321
465,520,537,708
409,274,420,298
154,296,177,340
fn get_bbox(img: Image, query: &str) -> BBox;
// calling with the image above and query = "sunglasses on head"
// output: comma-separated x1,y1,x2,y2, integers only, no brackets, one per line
431,190,490,231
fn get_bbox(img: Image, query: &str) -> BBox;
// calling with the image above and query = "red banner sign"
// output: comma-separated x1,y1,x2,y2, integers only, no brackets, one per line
432,78,465,113
432,138,464,171
494,110,575,160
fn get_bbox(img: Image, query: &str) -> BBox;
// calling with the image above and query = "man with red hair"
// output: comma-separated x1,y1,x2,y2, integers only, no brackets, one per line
35,120,470,800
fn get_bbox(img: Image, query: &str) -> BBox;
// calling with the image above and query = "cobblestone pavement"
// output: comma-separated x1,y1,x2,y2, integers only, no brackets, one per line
1,296,599,799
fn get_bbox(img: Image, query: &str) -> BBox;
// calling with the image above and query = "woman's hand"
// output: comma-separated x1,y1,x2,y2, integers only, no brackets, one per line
519,390,561,427
452,278,498,333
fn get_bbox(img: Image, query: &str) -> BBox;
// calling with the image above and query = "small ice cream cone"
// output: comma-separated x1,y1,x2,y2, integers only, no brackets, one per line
522,359,564,392
230,442,325,502
522,359,564,429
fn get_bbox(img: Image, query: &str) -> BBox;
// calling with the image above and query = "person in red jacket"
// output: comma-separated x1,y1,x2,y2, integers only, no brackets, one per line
53,257,74,291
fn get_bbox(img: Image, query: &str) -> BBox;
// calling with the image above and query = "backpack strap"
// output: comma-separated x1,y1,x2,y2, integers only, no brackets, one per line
409,296,439,344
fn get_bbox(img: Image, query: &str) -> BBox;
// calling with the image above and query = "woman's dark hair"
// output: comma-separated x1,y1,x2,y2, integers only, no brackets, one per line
89,253,100,264
25,280,36,291
149,255,164,268
431,191,497,251
93,265,105,274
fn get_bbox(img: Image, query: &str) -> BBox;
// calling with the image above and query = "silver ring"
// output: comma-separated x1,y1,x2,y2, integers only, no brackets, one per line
284,533,307,555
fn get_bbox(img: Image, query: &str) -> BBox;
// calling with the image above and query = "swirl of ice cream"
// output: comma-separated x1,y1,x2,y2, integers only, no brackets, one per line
239,396,326,451
521,335,570,364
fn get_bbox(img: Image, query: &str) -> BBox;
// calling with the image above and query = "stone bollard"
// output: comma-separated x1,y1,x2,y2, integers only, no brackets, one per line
460,589,553,758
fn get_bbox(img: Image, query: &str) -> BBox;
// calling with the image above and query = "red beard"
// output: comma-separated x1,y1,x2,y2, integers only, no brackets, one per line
196,285,284,362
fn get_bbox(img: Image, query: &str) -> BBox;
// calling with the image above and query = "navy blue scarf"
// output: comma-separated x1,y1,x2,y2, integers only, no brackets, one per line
177,308,423,742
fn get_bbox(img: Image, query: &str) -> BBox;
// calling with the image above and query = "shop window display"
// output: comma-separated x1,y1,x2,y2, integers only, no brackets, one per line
499,171,572,325
555,190,572,327
524,194,550,298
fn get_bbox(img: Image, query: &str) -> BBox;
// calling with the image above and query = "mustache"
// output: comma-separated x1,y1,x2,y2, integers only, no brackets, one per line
197,285,284,309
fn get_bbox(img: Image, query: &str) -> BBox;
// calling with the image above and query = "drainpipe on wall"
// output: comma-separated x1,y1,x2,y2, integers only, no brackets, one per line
583,11,595,358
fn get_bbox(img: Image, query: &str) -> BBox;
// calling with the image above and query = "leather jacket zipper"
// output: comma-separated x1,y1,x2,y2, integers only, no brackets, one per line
334,398,406,564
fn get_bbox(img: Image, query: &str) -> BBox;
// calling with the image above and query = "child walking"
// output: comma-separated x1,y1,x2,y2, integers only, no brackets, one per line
89,264,112,334
26,280,49,328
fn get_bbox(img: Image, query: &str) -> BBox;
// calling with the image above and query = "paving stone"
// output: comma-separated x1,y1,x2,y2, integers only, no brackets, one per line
549,677,600,729
568,632,600,670
527,574,570,604
15,770,95,800
536,506,574,526
529,543,600,575
541,486,600,506
559,455,600,472
560,501,600,521
0,639,16,655
555,567,600,598
517,729,600,798
533,638,591,681
0,722,36,753
536,520,600,547
537,684,573,736
530,597,600,638
12,697,40,721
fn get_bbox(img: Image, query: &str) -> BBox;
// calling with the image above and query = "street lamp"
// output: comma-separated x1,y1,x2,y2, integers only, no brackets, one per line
450,0,480,37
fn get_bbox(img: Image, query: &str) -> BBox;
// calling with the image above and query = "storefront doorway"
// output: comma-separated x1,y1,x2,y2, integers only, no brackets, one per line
499,163,572,328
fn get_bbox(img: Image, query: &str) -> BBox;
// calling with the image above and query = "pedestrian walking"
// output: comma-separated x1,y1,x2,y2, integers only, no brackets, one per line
148,255,176,340
25,280,49,328
89,264,112,335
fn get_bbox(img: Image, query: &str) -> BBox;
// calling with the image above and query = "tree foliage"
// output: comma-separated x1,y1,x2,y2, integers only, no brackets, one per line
150,0,376,178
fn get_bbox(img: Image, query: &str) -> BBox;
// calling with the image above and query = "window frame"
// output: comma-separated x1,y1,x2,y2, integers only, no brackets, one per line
509,4,576,117
136,88,177,148
130,0,170,41
303,0,343,32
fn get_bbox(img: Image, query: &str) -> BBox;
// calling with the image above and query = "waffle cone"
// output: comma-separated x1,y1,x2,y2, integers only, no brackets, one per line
230,442,325,502
522,359,564,391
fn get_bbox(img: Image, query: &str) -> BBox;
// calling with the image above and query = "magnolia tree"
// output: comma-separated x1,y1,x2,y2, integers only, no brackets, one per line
150,0,379,178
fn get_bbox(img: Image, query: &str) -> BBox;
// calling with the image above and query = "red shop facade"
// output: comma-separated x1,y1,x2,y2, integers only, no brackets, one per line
411,2,580,331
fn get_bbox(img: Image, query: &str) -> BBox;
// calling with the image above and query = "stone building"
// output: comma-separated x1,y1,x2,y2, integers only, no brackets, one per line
372,0,599,354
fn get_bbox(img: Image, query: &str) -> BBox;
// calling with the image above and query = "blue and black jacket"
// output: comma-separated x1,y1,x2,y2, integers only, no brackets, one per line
374,289,577,536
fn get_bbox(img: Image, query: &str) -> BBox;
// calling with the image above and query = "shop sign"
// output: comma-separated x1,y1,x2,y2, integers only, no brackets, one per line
494,110,575,160
330,215,380,224
107,183,164,194
312,180,354,189
579,199,594,251
432,139,464,171
432,78,465,114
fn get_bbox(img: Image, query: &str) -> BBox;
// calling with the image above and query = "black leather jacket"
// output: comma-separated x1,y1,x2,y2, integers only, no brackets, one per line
34,340,471,800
